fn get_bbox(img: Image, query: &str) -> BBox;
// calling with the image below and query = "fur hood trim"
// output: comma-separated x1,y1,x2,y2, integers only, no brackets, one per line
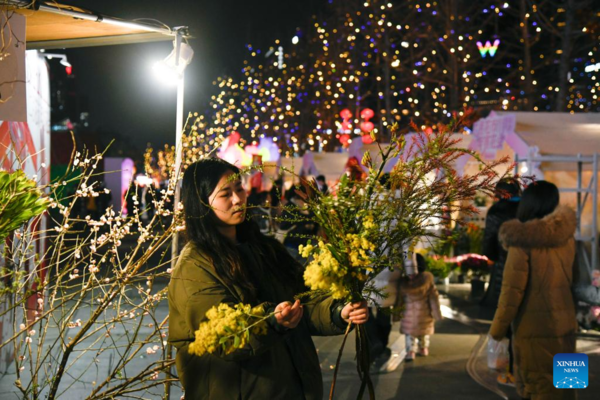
400,271,434,294
499,206,576,249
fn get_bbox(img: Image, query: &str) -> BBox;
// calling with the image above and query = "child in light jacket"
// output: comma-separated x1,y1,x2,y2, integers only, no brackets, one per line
399,253,442,360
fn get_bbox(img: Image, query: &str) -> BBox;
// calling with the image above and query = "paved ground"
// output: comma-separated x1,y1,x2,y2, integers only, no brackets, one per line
317,286,499,400
316,284,600,400
1,278,599,399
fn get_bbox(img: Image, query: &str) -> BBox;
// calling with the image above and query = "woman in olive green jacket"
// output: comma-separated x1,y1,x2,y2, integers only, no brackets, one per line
168,158,369,400
490,181,577,400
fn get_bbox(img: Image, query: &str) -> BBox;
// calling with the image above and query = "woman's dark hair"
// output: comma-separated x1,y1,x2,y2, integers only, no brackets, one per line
182,158,300,300
378,173,391,190
415,253,427,274
495,178,521,200
516,180,559,222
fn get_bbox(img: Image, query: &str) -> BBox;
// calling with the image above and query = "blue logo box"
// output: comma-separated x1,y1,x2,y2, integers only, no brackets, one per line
553,353,588,389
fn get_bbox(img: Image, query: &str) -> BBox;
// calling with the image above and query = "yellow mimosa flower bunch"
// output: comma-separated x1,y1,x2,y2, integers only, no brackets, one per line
189,303,267,357
301,240,351,300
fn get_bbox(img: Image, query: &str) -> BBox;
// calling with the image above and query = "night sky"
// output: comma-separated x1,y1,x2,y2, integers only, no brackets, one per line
60,0,328,150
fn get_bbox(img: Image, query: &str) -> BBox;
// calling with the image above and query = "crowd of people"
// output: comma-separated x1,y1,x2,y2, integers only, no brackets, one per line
245,174,328,263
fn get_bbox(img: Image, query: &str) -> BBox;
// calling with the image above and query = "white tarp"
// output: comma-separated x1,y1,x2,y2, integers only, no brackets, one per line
0,49,50,373
497,111,600,158
0,13,27,122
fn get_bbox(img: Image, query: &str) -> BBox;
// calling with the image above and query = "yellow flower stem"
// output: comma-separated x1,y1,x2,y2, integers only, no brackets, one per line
223,312,275,341
217,303,302,344
329,321,352,400
364,141,394,210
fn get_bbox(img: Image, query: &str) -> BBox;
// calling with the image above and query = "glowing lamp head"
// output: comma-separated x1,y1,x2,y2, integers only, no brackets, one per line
153,41,194,86
153,61,181,86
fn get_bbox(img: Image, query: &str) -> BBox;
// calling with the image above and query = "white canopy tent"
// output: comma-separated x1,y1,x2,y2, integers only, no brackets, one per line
463,111,600,271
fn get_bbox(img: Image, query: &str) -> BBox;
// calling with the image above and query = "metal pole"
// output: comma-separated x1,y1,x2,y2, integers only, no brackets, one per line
171,28,184,291
577,160,582,237
166,28,185,400
593,153,598,271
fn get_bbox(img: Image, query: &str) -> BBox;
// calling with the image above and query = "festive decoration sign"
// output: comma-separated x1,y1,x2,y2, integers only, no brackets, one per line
218,131,251,167
256,137,280,163
477,39,500,58
471,111,515,158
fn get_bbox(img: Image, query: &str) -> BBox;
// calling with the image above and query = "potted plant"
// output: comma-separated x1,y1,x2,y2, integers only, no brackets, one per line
425,255,453,285
458,254,491,298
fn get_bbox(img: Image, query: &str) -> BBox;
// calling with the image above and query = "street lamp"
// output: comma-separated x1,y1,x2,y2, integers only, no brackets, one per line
42,52,72,74
153,26,193,272
153,27,193,178
153,26,192,400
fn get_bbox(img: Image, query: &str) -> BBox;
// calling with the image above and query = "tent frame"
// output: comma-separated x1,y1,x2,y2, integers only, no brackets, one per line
515,153,599,274
11,0,192,49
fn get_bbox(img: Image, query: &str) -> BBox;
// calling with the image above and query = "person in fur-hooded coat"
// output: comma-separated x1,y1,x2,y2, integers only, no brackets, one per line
490,181,577,400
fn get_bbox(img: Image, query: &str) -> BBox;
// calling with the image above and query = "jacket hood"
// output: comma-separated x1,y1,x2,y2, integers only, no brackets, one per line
400,271,434,294
499,206,576,249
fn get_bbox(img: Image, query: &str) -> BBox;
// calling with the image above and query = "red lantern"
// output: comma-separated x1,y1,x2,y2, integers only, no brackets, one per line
339,134,350,145
360,108,374,120
229,131,241,146
340,109,352,119
340,108,352,132
361,134,373,144
360,121,374,133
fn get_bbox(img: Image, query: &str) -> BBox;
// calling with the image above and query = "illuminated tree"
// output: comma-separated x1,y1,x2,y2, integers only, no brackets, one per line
194,0,599,155
520,0,598,112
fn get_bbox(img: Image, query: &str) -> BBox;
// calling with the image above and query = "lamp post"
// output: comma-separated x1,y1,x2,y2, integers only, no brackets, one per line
172,27,187,276
153,26,192,400
153,26,192,271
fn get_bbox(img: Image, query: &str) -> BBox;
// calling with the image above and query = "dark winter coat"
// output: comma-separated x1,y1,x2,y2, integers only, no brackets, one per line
480,199,519,308
399,271,442,336
168,242,347,400
573,283,600,306
490,206,577,400
279,208,319,249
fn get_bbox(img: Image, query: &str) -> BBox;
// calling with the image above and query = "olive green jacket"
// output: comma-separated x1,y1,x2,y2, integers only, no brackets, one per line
168,242,346,400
